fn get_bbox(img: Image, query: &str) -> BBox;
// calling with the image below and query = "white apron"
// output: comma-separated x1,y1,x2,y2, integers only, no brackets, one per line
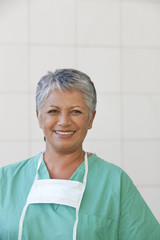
18,152,88,240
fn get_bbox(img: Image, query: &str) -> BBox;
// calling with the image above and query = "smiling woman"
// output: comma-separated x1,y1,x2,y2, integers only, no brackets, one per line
0,69,160,240
37,89,95,158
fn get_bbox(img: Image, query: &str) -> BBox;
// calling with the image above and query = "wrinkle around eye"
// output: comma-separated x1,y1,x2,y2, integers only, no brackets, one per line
47,109,59,114
71,110,82,115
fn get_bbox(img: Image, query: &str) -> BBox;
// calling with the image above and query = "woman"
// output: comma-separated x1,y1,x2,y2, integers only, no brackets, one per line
0,69,160,240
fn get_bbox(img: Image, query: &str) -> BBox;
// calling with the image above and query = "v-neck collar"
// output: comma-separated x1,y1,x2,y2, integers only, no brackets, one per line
37,153,96,181
37,155,87,183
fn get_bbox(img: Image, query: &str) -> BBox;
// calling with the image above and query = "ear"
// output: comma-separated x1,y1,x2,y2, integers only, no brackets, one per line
36,110,43,129
88,111,96,129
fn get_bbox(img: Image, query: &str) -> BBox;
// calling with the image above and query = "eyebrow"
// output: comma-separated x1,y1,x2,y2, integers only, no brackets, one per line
48,105,59,108
70,106,81,109
48,105,82,109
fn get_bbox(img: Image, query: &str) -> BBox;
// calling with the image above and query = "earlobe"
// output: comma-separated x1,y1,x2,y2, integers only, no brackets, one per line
36,109,39,118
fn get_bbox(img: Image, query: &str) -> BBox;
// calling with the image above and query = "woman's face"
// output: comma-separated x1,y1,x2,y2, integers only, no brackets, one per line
37,88,95,154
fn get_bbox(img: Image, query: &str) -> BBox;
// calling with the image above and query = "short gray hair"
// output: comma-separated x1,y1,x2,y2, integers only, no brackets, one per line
36,69,97,115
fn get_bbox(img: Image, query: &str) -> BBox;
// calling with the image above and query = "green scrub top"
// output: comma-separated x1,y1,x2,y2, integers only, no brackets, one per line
0,153,160,240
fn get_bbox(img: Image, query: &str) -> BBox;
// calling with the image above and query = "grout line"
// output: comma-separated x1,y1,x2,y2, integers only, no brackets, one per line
122,0,160,3
120,0,124,169
97,92,160,95
27,0,32,156
1,138,160,142
74,0,78,69
136,184,160,188
1,42,160,49
0,91,30,94
1,91,160,95
71,138,160,142
73,0,160,3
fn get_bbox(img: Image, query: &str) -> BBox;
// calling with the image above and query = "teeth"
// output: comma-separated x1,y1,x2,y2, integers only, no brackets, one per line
55,131,74,135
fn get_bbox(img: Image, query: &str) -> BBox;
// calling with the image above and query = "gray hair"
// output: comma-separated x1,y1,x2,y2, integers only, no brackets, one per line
36,69,97,115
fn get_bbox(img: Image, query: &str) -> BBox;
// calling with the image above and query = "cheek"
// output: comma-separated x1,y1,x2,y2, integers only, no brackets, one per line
38,116,50,129
82,120,92,132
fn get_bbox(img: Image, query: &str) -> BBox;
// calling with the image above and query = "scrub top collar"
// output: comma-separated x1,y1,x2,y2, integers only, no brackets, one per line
38,152,89,182
18,152,89,240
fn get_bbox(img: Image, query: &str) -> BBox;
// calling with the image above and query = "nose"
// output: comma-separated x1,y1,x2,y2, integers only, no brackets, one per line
57,113,71,127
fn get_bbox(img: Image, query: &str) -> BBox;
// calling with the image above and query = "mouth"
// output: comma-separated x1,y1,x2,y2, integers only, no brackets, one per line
54,130,75,136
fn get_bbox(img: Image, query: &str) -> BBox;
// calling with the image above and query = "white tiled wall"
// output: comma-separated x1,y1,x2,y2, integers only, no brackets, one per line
0,0,160,222
123,48,160,93
77,1,121,45
30,46,76,91
0,0,28,44
77,47,121,92
30,0,75,45
122,2,160,47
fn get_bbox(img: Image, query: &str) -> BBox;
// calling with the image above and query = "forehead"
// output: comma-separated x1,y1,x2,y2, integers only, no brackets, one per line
43,88,87,107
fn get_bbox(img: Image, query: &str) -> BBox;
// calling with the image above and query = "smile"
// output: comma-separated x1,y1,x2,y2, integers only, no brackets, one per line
54,131,75,135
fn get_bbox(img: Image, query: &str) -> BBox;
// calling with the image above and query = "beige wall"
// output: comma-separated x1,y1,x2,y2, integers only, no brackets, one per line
0,0,160,222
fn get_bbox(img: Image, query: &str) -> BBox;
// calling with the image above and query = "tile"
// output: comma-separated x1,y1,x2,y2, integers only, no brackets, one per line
0,93,29,140
30,46,75,92
123,95,160,139
87,94,121,139
137,186,160,223
122,0,160,2
122,2,160,46
123,48,160,93
83,139,121,166
30,94,44,140
0,141,29,167
77,1,120,45
0,0,28,43
123,141,160,185
82,0,120,1
77,47,121,93
0,46,28,92
30,141,46,157
30,0,75,44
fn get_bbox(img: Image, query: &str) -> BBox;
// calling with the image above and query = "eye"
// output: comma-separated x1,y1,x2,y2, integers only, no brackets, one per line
71,110,82,115
48,109,59,114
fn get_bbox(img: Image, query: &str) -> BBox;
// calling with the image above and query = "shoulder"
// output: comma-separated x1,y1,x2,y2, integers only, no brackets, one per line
88,154,125,177
88,154,134,191
0,153,41,185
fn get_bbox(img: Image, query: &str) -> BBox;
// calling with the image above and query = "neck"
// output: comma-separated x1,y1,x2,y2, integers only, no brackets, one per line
43,147,85,179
